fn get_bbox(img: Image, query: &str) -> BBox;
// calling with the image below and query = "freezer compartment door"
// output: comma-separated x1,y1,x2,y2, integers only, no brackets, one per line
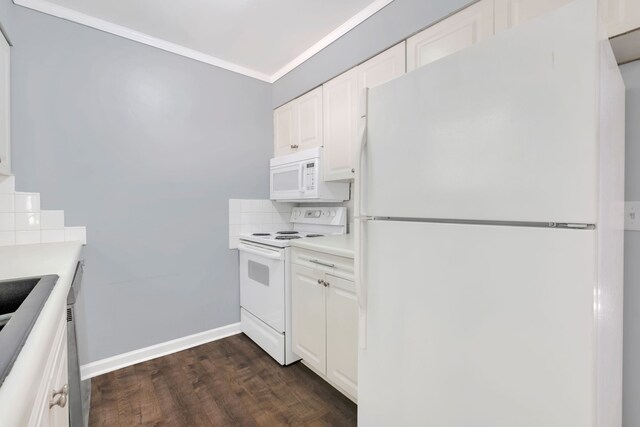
365,0,602,224
358,220,597,427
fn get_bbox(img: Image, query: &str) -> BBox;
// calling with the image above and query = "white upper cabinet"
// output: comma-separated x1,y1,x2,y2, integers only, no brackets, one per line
323,43,406,182
273,86,323,157
495,0,640,37
599,0,640,36
357,42,406,118
407,0,494,72
0,30,10,176
323,68,359,182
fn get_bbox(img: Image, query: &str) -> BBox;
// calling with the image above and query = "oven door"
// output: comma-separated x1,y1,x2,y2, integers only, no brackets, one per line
238,242,286,332
270,161,304,200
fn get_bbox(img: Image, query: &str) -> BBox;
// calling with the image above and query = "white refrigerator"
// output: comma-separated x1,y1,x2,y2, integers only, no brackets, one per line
355,1,625,426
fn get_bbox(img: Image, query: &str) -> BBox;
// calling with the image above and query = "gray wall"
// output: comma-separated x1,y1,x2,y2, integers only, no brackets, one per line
621,60,640,427
272,0,472,107
0,2,272,364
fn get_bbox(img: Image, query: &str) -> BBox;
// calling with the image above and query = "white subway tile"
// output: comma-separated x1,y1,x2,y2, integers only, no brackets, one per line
260,212,272,224
275,202,294,213
15,230,41,245
239,212,252,224
250,200,262,212
41,229,65,243
229,224,240,237
0,194,14,212
0,231,15,246
229,199,241,213
0,176,15,193
15,212,41,231
229,211,240,225
229,236,239,249
240,199,252,212
41,210,65,229
0,213,15,231
240,224,252,234
15,192,40,212
64,226,87,244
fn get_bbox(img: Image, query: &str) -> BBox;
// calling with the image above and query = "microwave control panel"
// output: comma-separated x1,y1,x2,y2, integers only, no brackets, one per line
304,162,316,191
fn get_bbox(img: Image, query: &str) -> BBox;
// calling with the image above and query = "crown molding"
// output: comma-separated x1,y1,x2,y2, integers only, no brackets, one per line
270,0,394,81
12,0,395,83
12,0,273,82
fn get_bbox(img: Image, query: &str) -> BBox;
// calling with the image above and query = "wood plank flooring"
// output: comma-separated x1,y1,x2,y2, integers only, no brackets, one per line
89,333,357,426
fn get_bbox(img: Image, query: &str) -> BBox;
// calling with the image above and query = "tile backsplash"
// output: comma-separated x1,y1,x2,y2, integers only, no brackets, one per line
0,175,87,246
228,199,295,249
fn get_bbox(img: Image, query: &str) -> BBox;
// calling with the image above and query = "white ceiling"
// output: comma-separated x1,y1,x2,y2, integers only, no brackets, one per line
14,0,394,82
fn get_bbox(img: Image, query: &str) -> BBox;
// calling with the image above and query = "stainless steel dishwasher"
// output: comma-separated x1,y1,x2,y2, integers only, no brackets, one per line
67,261,90,426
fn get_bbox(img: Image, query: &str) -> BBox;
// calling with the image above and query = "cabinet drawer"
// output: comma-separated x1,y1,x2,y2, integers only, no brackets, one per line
292,247,354,281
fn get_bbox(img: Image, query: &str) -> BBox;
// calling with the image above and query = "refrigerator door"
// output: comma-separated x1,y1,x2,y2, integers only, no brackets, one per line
365,0,601,224
359,220,597,426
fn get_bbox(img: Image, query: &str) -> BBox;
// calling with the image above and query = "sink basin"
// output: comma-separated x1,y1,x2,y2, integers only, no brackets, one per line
0,275,59,387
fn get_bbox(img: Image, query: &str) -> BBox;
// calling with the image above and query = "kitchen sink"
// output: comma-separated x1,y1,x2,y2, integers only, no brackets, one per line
0,275,59,387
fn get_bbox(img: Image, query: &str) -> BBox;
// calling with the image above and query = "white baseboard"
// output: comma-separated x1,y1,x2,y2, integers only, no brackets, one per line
80,322,241,380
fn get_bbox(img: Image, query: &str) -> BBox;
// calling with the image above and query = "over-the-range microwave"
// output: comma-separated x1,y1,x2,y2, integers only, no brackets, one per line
270,147,349,202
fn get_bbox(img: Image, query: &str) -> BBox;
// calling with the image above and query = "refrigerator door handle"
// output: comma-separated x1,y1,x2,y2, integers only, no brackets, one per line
355,105,368,349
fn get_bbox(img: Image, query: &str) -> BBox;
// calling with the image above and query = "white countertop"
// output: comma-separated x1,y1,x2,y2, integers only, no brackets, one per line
290,233,354,259
0,242,83,425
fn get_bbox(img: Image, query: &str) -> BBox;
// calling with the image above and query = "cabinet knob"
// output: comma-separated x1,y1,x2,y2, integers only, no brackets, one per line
324,281,330,287
317,279,324,286
351,168,355,173
291,144,299,149
49,384,69,409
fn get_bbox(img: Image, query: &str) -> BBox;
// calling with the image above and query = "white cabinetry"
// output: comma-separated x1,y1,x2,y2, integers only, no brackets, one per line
29,314,69,427
325,274,358,399
323,43,406,182
407,0,494,72
0,29,10,176
495,0,640,37
273,87,323,157
322,68,359,182
291,247,357,400
291,263,326,374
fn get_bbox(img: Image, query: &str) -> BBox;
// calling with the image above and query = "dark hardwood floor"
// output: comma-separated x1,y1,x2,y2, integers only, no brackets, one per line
89,333,357,426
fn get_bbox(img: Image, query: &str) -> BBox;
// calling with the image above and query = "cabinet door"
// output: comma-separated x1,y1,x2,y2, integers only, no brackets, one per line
0,31,10,176
273,101,297,157
494,0,572,33
292,264,327,374
48,335,69,427
600,0,640,37
495,0,639,37
323,68,358,182
407,0,494,72
325,274,358,399
297,87,323,151
357,42,406,118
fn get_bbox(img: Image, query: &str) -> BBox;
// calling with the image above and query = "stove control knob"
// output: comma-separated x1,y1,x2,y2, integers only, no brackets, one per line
321,210,329,217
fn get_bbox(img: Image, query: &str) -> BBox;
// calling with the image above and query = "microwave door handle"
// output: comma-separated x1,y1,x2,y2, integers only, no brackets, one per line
299,163,305,194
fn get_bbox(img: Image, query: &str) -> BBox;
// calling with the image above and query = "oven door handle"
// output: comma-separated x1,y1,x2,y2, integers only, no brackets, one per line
238,242,284,260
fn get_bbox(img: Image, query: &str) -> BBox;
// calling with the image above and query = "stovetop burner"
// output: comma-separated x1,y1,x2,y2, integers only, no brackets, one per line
275,235,302,240
305,234,324,238
252,233,271,236
277,231,299,235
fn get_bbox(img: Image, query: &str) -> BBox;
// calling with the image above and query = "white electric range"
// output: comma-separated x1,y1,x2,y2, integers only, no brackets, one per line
238,206,347,365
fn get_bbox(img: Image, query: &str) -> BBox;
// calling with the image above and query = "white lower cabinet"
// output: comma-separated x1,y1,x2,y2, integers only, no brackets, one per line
291,248,357,400
325,274,358,399
29,313,69,427
291,263,327,374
